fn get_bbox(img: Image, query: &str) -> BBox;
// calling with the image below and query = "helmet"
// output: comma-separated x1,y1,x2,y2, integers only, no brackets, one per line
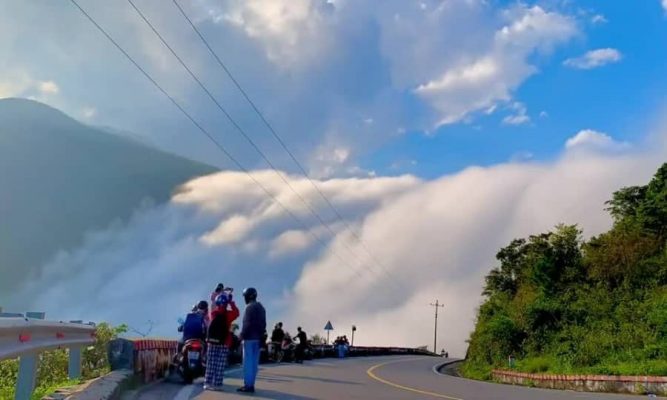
243,287,258,303
215,294,229,306
197,300,209,311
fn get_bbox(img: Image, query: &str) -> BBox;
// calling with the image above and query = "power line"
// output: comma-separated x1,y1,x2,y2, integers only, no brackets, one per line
127,0,398,289
68,0,371,284
171,0,401,286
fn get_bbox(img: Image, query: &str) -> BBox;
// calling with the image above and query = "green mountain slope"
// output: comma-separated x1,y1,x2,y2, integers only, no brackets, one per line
463,163,667,378
0,98,217,296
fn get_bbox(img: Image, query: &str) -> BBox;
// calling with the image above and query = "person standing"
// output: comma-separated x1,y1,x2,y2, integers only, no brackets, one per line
237,287,266,394
204,294,239,391
211,283,224,305
295,327,308,364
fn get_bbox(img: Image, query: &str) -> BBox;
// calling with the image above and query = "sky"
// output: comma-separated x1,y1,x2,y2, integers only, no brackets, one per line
2,0,667,355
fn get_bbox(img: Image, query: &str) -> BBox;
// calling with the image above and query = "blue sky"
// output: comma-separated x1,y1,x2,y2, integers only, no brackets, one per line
2,0,665,181
365,0,667,178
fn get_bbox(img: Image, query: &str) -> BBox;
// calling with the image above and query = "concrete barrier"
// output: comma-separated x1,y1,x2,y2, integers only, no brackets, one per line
108,339,177,382
108,338,434,383
493,369,667,395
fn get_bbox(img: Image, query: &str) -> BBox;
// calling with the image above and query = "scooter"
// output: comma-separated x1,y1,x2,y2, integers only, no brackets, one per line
268,341,284,362
173,318,206,384
281,335,295,362
174,338,206,384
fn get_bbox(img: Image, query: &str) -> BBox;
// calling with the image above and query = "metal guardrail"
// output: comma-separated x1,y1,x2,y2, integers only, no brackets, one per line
0,318,96,360
0,316,96,400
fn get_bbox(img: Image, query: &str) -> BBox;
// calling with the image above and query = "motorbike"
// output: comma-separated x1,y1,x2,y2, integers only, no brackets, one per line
173,318,206,384
281,335,295,362
268,341,284,362
174,338,206,384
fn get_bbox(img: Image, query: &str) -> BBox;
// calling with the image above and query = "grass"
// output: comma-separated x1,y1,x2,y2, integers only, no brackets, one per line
0,379,81,400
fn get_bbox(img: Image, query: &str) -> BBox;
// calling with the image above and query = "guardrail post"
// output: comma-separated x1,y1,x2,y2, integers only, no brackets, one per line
13,310,46,400
68,347,82,379
15,353,38,400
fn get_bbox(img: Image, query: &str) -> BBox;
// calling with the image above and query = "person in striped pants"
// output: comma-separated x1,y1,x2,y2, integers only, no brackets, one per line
204,294,239,391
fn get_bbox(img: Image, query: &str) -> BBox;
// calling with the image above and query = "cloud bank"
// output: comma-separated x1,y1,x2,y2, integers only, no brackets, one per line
5,128,665,357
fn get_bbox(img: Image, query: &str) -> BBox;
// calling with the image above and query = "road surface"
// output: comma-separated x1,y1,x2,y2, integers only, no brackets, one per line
132,356,650,399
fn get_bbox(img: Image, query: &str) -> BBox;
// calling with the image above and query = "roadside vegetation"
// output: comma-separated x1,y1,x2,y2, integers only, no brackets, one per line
0,323,126,400
462,163,667,380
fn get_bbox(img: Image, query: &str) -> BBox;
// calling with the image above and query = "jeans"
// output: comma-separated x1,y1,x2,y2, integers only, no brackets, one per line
243,340,260,388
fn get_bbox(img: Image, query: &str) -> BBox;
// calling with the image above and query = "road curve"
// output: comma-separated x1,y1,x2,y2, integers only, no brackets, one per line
132,356,648,400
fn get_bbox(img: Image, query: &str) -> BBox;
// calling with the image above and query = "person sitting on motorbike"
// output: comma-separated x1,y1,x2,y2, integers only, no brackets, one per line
271,322,285,343
178,300,208,352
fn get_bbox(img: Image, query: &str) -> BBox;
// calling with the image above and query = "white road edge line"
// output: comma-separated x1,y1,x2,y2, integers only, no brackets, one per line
174,384,194,400
432,359,462,376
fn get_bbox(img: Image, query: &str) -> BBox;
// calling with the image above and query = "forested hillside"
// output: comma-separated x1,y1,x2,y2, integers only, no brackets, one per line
463,163,667,378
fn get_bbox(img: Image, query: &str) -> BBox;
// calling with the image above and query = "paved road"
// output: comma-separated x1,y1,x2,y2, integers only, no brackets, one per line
133,356,651,399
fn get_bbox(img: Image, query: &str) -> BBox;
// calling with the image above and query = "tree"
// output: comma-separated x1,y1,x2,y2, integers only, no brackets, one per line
82,322,128,378
310,334,326,345
463,163,667,379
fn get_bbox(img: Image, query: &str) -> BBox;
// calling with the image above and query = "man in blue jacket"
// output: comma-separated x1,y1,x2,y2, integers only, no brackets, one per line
237,287,266,393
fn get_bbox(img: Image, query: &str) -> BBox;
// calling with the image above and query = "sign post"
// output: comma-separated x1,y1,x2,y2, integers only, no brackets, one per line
324,321,334,344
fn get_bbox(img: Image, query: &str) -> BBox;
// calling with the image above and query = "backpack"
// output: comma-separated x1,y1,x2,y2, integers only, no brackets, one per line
207,311,229,344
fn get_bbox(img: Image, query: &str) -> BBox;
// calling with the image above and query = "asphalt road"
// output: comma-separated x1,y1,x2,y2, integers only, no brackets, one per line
132,356,652,400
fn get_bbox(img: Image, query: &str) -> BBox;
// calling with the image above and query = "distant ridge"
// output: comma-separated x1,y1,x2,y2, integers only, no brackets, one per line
0,98,218,296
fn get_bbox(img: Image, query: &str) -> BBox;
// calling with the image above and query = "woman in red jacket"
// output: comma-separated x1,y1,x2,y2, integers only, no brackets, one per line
204,294,240,391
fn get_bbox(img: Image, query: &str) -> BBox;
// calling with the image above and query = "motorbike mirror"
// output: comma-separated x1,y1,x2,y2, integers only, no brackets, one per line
177,317,185,325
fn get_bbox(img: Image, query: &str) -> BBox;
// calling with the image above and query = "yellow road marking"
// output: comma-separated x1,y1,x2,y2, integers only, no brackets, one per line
366,358,464,400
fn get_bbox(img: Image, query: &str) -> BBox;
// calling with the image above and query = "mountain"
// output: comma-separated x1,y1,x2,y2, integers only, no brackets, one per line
0,98,217,297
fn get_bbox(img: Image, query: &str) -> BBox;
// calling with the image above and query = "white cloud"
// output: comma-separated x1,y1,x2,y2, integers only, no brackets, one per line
564,48,623,70
82,107,97,119
0,72,59,99
38,80,59,95
502,102,530,125
310,144,357,178
565,129,629,151
0,71,33,98
591,14,607,25
415,5,576,126
270,229,315,258
663,0,667,13
204,0,335,69
6,128,665,358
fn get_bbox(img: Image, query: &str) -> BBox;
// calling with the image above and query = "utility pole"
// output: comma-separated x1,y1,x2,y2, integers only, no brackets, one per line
429,300,444,354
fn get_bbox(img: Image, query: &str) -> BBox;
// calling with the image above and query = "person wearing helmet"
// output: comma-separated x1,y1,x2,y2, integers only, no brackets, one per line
237,287,266,393
178,300,208,352
204,294,240,391
210,283,224,305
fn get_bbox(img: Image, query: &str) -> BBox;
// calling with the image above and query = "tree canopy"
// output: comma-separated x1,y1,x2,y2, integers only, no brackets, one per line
463,163,667,379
